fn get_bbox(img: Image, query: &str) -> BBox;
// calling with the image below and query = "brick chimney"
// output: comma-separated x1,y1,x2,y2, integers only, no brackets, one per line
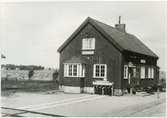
115,16,126,32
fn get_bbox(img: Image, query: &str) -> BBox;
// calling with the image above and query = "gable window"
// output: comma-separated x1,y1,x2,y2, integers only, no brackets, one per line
148,67,154,79
93,64,107,81
124,65,128,79
82,38,95,50
64,63,85,77
140,66,145,79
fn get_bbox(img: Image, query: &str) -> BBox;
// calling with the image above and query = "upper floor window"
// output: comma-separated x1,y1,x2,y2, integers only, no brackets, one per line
82,38,95,50
140,66,145,79
93,64,107,81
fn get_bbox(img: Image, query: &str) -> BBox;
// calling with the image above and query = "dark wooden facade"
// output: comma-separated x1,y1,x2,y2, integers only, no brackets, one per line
58,17,159,95
122,51,158,89
59,23,122,89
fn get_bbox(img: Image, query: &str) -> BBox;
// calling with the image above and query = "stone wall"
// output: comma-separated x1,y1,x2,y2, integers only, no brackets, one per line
1,69,29,80
30,70,55,81
1,69,56,81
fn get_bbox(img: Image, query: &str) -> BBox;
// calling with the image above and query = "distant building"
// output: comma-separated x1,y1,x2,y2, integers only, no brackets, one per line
57,17,159,95
159,71,166,80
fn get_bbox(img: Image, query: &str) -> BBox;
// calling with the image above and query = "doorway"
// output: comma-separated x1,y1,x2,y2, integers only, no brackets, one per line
80,78,85,93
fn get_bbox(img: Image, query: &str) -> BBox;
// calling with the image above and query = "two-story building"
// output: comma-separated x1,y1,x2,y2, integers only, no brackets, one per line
57,17,159,95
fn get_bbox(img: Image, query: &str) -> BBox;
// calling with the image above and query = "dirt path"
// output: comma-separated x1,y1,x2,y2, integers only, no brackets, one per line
128,101,166,117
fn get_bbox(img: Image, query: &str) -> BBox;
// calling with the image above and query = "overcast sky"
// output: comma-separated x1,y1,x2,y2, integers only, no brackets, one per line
1,1,166,71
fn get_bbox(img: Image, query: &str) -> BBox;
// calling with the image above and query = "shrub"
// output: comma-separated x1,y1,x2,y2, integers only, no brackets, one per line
28,70,34,79
52,69,59,82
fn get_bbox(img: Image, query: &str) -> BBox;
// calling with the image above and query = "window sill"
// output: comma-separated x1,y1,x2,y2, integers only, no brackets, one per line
93,77,106,79
82,50,94,55
81,49,95,51
64,76,85,78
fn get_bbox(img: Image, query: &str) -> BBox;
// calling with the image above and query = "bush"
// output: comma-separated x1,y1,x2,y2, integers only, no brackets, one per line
144,86,154,94
28,70,34,79
52,70,59,82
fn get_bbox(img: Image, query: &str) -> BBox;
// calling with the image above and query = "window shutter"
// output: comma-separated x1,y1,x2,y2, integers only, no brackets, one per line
93,64,96,78
82,64,85,77
82,39,85,50
64,64,68,77
124,65,128,79
92,38,95,49
140,66,145,79
104,64,107,81
64,64,66,77
86,38,88,49
148,67,150,78
79,64,82,77
151,68,154,78
66,64,69,76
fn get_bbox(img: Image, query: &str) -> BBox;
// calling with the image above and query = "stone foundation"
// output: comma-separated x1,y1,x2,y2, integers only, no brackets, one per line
62,86,94,94
84,87,94,94
114,89,123,96
63,86,81,93
62,86,123,96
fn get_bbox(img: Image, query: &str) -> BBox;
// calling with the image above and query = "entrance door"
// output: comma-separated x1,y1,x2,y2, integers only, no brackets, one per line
80,78,85,93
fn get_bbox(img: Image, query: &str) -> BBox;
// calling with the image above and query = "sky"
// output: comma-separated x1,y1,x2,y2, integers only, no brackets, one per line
0,1,167,71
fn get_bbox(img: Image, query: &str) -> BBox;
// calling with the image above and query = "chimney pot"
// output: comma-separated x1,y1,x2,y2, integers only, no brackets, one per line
115,16,126,32
119,16,121,24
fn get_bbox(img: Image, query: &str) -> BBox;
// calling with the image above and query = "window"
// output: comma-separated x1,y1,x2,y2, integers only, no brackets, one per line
132,68,137,78
73,65,77,76
148,67,154,79
140,66,145,79
64,64,85,77
93,64,107,80
69,65,72,76
124,65,128,79
82,38,95,50
140,59,146,63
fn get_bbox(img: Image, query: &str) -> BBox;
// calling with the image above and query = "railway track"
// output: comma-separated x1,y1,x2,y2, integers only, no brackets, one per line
1,107,64,117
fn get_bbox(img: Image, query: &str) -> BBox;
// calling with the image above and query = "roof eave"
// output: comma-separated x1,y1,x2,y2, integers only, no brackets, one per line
124,50,159,59
57,17,92,53
57,17,124,53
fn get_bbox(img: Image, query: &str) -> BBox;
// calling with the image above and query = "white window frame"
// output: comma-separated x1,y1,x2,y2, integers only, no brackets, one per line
124,65,128,79
64,63,85,77
93,64,107,81
140,66,145,79
132,68,137,78
82,38,95,50
148,67,154,79
140,59,146,63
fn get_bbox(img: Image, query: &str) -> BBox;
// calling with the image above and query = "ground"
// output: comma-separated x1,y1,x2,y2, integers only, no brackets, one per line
1,91,166,117
130,101,166,117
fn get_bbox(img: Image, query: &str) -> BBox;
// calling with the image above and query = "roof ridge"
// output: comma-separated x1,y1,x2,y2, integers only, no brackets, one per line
88,17,128,35
88,17,158,58
58,17,158,58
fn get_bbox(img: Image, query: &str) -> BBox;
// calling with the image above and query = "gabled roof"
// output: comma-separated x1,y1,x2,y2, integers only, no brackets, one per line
57,17,158,58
